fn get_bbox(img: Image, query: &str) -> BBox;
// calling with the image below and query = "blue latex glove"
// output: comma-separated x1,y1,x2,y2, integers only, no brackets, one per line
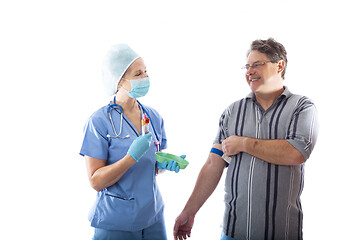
157,155,186,173
127,132,152,162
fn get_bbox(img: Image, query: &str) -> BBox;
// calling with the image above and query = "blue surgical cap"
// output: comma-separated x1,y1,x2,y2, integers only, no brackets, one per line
102,44,140,96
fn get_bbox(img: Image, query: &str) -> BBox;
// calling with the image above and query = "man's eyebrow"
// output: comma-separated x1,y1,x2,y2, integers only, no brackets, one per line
246,60,261,65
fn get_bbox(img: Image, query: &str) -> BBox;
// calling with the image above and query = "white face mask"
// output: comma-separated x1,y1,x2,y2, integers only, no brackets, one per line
122,77,150,98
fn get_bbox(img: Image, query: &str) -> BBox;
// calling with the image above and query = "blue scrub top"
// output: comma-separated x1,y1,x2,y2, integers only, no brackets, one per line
80,102,167,231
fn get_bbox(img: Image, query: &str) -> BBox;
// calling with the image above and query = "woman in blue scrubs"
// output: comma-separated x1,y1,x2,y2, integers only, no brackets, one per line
80,44,178,240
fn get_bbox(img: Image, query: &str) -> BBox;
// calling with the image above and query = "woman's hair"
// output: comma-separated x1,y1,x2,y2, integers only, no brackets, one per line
248,38,288,79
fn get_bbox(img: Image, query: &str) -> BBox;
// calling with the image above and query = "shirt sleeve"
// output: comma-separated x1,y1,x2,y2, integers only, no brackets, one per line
79,114,109,160
286,97,319,161
214,106,232,144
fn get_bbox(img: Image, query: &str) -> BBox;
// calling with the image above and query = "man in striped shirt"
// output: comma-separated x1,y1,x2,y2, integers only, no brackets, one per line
173,38,319,240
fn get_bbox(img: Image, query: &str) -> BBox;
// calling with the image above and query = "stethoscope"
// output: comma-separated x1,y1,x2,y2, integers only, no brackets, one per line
106,96,161,151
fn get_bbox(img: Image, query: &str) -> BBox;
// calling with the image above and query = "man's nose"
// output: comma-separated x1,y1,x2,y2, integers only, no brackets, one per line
246,67,256,76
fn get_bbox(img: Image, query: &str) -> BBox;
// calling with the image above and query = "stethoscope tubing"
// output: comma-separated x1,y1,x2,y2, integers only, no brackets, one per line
136,100,160,144
106,97,160,147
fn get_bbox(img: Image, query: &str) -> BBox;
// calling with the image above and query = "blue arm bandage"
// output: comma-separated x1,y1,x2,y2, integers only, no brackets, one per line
210,148,229,167
210,148,224,157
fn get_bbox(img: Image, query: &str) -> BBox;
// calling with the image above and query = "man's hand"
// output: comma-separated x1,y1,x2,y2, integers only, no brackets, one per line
173,211,195,240
222,135,245,156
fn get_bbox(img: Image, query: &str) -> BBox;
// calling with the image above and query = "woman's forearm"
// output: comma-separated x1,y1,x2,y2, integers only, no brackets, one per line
86,154,136,192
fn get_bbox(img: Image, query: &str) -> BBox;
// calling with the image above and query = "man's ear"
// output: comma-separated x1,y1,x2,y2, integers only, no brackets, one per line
277,60,285,75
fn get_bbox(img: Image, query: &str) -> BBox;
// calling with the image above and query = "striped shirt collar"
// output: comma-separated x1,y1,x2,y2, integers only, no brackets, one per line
246,86,293,101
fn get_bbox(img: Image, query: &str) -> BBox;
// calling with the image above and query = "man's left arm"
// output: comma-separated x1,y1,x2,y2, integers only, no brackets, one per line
222,136,304,165
222,99,319,166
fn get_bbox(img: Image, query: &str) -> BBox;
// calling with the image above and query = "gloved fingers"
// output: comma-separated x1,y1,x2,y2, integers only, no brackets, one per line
170,161,177,171
127,132,152,162
158,161,167,169
166,160,173,171
166,160,180,172
180,155,186,159
144,132,152,139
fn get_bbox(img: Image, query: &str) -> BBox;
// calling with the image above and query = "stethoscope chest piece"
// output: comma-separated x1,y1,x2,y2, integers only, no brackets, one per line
106,133,130,139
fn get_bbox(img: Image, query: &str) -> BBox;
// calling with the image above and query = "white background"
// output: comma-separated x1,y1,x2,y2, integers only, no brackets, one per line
1,0,359,239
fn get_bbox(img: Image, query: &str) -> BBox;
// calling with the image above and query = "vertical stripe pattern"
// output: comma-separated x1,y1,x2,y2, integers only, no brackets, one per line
215,87,319,240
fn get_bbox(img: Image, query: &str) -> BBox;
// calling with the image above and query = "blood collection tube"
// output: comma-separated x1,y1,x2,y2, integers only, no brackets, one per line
141,113,150,136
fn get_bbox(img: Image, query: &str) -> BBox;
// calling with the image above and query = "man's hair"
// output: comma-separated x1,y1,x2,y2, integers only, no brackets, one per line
248,38,288,79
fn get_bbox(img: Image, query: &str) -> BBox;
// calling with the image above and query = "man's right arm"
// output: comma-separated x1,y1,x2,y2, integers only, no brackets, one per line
173,143,226,240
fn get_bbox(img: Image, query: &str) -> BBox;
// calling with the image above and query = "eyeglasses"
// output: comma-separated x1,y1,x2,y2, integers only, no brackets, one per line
242,61,272,71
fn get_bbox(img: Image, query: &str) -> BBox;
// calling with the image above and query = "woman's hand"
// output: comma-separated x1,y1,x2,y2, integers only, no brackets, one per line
157,155,186,173
127,132,152,162
157,160,180,173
